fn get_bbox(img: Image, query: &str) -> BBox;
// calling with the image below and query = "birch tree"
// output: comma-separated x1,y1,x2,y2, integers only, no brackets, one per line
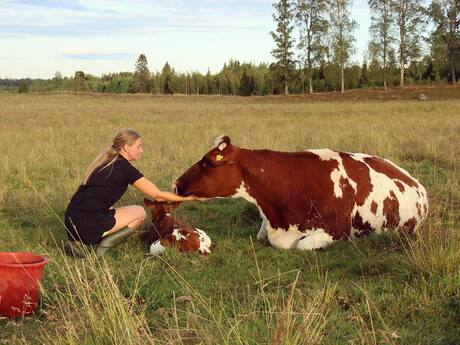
271,0,296,95
429,0,460,83
368,0,396,89
329,0,357,93
392,0,426,87
295,0,329,94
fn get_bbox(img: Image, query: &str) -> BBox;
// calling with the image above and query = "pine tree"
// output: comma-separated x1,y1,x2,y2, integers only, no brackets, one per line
161,62,174,94
133,54,150,93
74,71,86,92
239,70,256,96
271,0,296,95
18,80,29,93
328,0,357,93
295,0,329,94
360,61,369,86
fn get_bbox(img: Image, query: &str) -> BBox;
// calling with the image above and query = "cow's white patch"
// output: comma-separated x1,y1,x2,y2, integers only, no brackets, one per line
349,152,373,163
196,228,213,254
172,228,185,241
350,158,428,236
309,149,357,198
267,224,305,249
308,149,338,161
232,181,257,203
296,229,334,250
218,142,227,151
149,240,166,255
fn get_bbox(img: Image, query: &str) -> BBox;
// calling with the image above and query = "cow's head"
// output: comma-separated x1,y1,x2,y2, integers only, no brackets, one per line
175,135,243,198
144,198,181,222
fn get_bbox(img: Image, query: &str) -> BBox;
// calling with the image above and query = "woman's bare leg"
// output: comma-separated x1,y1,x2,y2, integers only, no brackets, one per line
103,205,146,236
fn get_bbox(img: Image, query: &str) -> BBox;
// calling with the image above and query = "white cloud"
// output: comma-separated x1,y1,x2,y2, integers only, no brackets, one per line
0,0,372,78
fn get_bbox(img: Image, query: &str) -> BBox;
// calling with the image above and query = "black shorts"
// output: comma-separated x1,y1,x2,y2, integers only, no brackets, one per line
64,209,116,245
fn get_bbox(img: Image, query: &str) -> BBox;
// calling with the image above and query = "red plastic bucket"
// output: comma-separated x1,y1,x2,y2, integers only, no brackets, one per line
0,252,47,318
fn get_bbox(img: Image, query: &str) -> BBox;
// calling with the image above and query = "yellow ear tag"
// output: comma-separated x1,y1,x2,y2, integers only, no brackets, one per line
216,154,224,161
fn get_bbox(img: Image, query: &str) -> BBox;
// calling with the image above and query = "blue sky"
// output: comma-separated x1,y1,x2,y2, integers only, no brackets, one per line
0,0,371,79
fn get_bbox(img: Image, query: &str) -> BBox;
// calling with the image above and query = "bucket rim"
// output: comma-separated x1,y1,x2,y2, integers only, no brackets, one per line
0,252,48,268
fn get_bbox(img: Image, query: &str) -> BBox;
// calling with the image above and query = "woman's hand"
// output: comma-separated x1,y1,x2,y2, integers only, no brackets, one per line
186,195,207,201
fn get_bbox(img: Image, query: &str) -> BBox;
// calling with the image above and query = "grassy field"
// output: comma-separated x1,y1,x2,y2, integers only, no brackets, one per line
0,87,459,344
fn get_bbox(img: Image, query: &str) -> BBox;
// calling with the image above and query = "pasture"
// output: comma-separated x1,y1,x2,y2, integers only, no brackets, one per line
0,87,459,344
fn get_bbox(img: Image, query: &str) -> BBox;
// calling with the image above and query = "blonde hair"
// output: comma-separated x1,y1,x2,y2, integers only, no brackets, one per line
82,129,141,185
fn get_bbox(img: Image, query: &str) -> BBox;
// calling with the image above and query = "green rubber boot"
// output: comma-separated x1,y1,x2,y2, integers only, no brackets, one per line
95,226,134,258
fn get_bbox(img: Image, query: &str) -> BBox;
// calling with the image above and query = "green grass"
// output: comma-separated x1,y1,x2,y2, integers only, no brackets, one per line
0,90,459,344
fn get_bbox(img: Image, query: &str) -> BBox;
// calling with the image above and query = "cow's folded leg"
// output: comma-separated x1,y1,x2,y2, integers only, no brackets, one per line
149,240,167,255
256,219,268,241
296,229,334,251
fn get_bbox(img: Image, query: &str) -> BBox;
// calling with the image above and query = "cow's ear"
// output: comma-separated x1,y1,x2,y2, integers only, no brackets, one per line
214,135,231,151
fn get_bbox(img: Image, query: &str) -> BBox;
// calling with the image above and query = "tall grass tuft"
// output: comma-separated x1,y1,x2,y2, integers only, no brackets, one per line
38,252,155,344
404,224,460,295
149,249,336,345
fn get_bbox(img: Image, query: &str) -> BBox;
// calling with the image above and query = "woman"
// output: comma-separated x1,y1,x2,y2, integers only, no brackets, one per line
64,129,198,258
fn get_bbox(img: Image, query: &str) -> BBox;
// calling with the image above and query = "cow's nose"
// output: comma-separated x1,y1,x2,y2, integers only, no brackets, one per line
171,181,178,193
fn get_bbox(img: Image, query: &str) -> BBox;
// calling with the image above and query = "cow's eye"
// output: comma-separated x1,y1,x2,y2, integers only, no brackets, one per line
201,156,218,168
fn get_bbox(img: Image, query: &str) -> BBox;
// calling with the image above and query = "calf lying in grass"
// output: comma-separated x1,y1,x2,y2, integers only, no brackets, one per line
142,198,213,255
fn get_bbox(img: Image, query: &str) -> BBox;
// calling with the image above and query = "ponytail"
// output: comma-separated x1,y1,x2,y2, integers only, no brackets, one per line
81,129,141,185
82,146,118,185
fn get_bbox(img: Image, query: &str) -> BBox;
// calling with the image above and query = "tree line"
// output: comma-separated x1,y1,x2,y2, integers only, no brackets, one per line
1,0,458,96
272,0,459,94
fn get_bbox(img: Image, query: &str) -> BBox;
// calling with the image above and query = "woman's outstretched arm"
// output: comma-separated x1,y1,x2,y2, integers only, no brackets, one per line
133,177,197,202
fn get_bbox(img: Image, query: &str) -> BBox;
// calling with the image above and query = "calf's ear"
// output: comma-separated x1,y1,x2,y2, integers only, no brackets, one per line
144,198,155,207
166,202,182,210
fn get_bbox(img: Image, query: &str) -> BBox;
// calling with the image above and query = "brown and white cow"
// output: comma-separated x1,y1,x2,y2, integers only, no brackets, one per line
174,135,429,250
143,198,213,255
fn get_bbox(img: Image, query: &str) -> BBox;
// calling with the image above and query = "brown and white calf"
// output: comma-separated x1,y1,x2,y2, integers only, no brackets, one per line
143,198,213,255
174,135,429,251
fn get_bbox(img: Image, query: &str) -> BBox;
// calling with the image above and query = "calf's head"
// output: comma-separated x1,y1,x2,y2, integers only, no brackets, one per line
175,135,242,198
144,198,181,222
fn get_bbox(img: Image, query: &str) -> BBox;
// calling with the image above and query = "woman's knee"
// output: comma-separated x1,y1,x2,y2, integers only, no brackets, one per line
113,205,146,230
130,205,146,225
136,205,146,221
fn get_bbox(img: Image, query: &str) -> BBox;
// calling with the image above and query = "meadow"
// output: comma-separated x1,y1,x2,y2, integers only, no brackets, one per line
0,87,459,344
